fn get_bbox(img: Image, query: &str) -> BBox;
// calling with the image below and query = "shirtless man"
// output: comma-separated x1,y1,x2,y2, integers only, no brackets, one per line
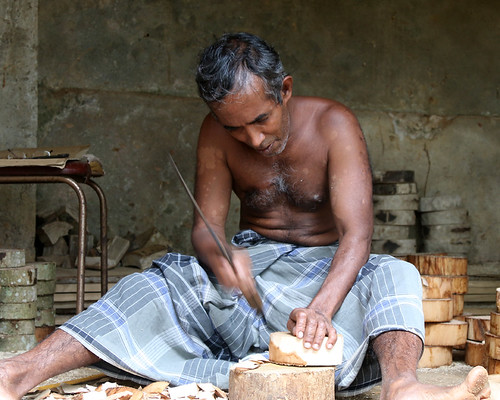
0,32,490,400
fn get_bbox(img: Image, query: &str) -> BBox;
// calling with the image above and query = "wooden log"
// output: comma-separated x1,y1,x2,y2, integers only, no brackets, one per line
418,346,453,368
420,209,469,226
497,288,500,313
485,332,500,360
424,320,467,347
37,280,56,296
407,254,467,276
0,249,25,268
422,298,453,322
0,334,37,351
0,285,37,303
35,326,55,342
419,195,463,212
466,315,491,341
453,294,465,317
31,261,57,281
35,308,56,327
371,239,416,255
491,312,500,336
465,340,488,368
489,359,500,375
0,266,36,286
36,294,55,309
0,302,37,319
0,320,35,335
421,275,452,299
451,276,469,295
229,363,336,400
373,210,416,225
269,332,343,366
373,194,419,211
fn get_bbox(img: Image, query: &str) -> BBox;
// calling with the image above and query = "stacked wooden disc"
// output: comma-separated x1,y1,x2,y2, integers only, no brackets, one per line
485,288,500,374
0,249,38,351
371,170,418,256
419,195,471,256
407,253,469,368
464,315,490,368
32,261,57,341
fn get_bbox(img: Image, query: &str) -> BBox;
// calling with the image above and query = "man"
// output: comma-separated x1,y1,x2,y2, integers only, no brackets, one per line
0,32,490,399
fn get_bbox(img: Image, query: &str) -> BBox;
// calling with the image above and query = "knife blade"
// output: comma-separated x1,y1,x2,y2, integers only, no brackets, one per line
169,153,263,313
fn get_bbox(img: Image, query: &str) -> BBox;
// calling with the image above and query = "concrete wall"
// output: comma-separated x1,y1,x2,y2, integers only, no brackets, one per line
10,0,500,268
0,0,38,260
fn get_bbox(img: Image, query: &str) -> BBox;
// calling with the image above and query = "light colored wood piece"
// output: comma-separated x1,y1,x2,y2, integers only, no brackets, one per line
465,340,488,368
451,276,469,294
30,261,57,281
421,275,452,299
407,254,467,276
422,298,453,322
466,315,491,341
489,359,500,375
229,363,335,400
418,346,453,368
453,294,464,317
491,312,500,336
485,332,500,360
424,320,467,346
269,332,343,366
497,288,500,313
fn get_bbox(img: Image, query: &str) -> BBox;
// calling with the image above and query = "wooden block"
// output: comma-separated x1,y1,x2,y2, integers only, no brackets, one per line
0,249,25,268
35,326,55,342
418,346,453,368
38,220,73,246
491,312,500,336
453,294,465,317
229,363,336,400
497,288,500,313
37,294,55,309
86,236,130,270
489,359,500,375
485,332,500,360
0,285,37,303
0,319,35,335
0,302,37,319
421,275,452,299
425,320,467,346
37,280,56,296
422,298,453,322
407,254,467,276
371,239,416,255
0,266,36,286
373,194,419,211
419,195,463,212
372,170,415,184
420,209,469,226
451,276,469,295
0,334,37,352
423,239,471,255
35,308,56,327
269,332,343,366
373,210,416,225
372,225,411,240
31,261,57,281
466,315,491,341
373,182,417,195
465,340,488,368
422,224,471,241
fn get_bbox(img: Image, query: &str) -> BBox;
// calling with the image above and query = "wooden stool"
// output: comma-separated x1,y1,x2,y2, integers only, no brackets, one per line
0,159,108,313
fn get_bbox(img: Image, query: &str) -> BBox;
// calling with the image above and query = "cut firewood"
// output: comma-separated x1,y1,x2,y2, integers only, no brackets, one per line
497,288,500,313
39,221,73,246
451,276,469,294
485,332,500,360
268,331,343,366
491,312,500,336
86,236,130,270
421,275,452,299
465,340,488,368
407,254,467,276
229,362,336,400
490,359,500,375
422,298,453,322
418,346,453,368
466,315,491,341
424,320,467,347
453,294,465,317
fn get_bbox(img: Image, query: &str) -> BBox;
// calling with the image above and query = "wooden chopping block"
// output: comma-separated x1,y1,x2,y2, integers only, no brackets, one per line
486,332,500,360
492,312,500,336
497,288,500,313
229,332,343,400
490,359,500,375
407,254,467,276
466,315,491,341
424,319,467,347
418,345,453,368
421,275,452,299
465,340,488,368
422,298,453,322
453,294,465,317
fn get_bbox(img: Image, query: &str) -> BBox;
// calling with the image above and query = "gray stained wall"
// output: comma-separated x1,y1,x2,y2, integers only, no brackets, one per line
1,0,499,268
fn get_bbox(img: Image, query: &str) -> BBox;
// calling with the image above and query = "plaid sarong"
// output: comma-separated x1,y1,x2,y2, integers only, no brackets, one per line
61,229,424,395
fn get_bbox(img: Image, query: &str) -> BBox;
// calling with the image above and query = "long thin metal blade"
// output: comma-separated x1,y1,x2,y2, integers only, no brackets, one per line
169,154,263,312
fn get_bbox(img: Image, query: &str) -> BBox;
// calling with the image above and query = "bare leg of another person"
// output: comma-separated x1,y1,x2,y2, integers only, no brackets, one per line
374,330,490,400
0,329,99,400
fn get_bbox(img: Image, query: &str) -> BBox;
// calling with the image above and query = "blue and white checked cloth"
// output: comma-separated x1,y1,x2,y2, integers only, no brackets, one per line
61,229,424,395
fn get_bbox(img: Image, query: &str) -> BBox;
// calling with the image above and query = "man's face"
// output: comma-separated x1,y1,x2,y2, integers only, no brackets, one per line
209,76,291,157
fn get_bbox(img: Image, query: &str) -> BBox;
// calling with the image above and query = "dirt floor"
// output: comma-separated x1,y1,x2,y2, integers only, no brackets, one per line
0,350,482,399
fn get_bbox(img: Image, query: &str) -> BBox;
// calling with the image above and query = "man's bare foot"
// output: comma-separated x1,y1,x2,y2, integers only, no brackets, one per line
0,358,27,400
382,366,491,400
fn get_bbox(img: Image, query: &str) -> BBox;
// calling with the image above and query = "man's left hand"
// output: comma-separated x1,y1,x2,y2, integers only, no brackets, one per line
287,307,337,350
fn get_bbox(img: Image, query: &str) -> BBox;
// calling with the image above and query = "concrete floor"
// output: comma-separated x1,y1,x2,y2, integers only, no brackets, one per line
0,350,479,399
